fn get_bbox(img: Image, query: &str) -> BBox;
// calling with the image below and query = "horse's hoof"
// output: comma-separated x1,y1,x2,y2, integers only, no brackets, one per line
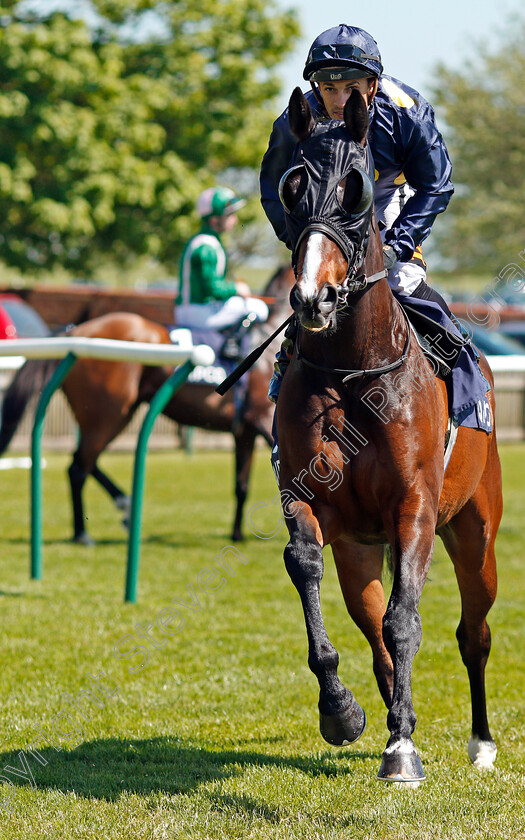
115,495,131,515
468,735,497,770
378,738,425,783
319,701,367,746
122,516,130,532
73,533,96,547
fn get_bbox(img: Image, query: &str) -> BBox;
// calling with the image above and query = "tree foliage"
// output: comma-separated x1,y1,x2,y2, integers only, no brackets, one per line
432,19,525,274
0,0,299,274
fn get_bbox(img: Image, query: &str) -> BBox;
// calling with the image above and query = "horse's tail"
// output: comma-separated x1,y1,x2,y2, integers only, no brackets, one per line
0,358,61,455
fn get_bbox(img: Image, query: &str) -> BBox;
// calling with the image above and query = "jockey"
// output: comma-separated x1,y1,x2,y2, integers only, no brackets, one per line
176,186,268,332
261,24,456,402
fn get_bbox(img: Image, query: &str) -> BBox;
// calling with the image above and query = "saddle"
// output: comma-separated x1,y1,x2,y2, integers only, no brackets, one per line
169,313,260,389
218,312,259,360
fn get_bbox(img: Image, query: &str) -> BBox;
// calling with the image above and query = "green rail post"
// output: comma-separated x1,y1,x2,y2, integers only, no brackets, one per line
125,359,194,603
31,352,77,580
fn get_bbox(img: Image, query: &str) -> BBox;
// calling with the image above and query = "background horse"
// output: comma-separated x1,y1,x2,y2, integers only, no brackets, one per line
276,88,502,782
0,266,293,544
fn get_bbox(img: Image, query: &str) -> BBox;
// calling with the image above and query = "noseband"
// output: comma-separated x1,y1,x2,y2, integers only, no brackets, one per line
294,234,410,382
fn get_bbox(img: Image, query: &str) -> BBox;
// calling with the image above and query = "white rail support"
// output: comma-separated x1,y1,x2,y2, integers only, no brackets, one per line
485,355,525,372
0,337,215,367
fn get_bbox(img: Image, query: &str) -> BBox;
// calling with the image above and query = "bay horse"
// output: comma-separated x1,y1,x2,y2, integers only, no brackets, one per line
275,88,502,782
0,267,293,544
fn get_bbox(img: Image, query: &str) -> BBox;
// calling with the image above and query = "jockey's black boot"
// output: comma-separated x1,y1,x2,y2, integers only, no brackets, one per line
405,280,471,370
268,316,298,403
409,280,459,327
409,279,471,339
410,280,454,319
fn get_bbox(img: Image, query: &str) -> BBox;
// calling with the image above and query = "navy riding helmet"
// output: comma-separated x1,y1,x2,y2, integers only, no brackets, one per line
304,24,383,82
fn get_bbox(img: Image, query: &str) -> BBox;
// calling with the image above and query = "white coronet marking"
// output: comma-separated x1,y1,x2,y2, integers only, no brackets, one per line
384,738,416,756
468,735,497,770
298,233,325,300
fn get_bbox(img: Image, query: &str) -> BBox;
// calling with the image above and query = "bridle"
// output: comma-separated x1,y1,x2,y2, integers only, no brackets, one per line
294,231,411,382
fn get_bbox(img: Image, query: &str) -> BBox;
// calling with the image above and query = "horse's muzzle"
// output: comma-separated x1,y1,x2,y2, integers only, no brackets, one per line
290,283,338,331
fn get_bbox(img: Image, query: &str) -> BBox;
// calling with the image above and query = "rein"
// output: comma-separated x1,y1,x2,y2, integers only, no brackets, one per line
297,281,412,383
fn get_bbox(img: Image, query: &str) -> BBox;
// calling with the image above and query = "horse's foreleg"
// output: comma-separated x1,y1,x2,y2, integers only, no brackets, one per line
91,464,131,527
378,505,437,783
232,424,258,541
68,451,94,546
284,524,366,746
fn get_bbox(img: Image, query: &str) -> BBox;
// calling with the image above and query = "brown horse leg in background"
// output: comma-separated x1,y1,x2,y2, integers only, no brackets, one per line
230,363,275,541
64,313,173,544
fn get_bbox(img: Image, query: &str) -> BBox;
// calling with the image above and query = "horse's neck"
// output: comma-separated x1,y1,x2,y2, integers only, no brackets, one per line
301,278,404,371
251,268,294,358
261,267,295,330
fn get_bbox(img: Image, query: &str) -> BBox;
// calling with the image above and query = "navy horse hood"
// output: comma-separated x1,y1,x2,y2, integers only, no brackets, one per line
279,120,375,274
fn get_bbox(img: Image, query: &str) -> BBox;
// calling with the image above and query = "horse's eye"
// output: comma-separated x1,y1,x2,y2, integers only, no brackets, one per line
337,167,374,216
279,165,308,214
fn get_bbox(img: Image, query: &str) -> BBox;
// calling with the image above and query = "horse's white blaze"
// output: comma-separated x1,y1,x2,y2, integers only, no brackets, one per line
298,233,325,300
468,735,497,770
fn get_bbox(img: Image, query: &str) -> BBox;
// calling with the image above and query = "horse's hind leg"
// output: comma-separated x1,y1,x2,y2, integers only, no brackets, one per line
231,423,258,541
67,408,140,544
284,518,366,746
332,541,394,708
439,468,502,769
68,450,94,545
91,465,131,527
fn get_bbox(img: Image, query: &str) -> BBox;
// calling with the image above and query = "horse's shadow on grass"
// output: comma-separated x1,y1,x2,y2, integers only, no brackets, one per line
0,736,381,811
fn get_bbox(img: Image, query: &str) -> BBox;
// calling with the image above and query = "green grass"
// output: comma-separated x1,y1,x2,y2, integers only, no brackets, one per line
0,445,524,838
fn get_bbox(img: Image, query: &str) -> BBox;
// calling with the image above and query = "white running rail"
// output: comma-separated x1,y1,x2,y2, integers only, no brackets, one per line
0,337,215,367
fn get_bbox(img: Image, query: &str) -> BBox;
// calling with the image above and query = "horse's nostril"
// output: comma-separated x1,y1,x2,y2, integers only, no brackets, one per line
317,284,338,313
290,285,304,310
318,284,337,304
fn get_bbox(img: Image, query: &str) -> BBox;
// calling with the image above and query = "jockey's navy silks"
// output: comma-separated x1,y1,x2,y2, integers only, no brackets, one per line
260,75,454,262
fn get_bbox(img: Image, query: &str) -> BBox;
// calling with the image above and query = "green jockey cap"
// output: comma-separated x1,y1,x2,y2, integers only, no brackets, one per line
196,186,246,220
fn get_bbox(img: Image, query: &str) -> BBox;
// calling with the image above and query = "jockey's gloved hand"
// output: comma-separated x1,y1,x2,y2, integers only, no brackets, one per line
382,244,398,271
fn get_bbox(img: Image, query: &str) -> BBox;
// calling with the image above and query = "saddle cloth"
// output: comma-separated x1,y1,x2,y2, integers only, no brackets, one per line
169,326,249,389
398,296,492,435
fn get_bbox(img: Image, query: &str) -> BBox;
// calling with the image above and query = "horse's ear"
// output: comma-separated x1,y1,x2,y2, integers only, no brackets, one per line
344,89,369,145
288,87,315,140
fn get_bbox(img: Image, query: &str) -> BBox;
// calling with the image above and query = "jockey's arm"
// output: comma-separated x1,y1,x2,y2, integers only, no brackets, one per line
260,109,304,248
383,102,454,262
192,243,238,303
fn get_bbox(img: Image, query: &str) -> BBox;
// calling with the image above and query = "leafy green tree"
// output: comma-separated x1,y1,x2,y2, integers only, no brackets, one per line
0,0,298,274
432,19,525,274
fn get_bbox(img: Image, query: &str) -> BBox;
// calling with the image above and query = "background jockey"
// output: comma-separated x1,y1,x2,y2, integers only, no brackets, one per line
176,186,268,332
261,23,456,402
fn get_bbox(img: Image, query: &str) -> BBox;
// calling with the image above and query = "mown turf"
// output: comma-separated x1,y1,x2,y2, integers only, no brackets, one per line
0,444,524,839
